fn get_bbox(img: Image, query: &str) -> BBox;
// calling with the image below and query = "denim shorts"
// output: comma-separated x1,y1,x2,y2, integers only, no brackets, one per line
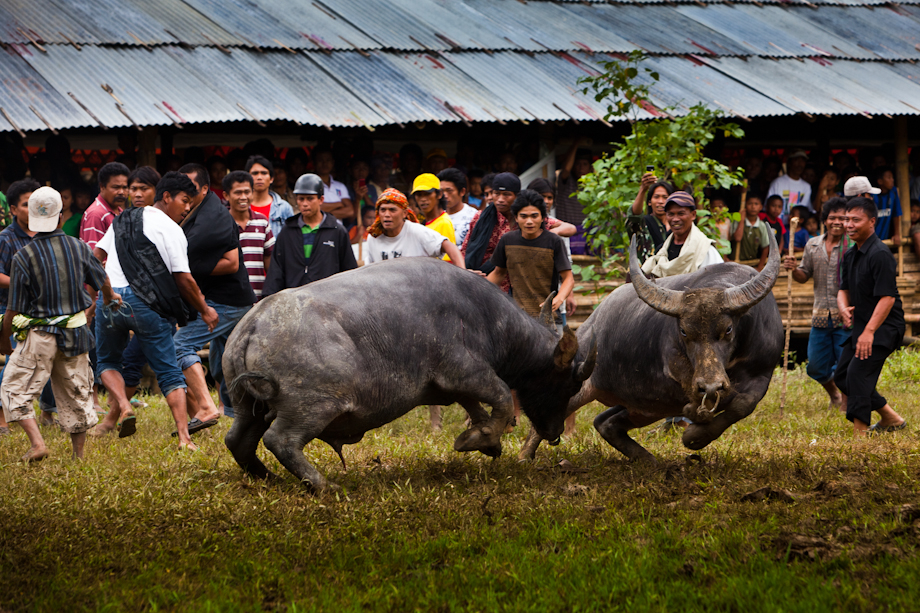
95,286,186,396
172,299,250,383
806,324,849,385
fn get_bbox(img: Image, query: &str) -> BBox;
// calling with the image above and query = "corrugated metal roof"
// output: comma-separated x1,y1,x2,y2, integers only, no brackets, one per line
0,46,92,133
0,0,102,45
120,0,244,48
250,0,382,51
177,0,306,49
703,56,920,117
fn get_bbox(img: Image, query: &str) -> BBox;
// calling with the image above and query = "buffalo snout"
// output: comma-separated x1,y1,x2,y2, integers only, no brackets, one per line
695,378,728,396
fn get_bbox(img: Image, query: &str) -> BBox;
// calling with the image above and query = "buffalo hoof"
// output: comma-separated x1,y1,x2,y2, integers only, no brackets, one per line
454,426,503,457
682,424,715,451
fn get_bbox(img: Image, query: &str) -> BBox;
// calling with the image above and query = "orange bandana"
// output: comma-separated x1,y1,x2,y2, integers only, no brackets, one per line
368,188,418,237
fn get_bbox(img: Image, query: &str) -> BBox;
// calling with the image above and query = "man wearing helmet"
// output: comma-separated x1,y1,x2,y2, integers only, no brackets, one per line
262,173,356,297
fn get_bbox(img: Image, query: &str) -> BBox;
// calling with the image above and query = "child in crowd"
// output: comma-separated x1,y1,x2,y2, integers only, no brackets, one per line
804,214,819,239
468,169,485,209
710,195,731,244
872,166,903,243
788,206,811,252
730,192,771,270
759,194,786,252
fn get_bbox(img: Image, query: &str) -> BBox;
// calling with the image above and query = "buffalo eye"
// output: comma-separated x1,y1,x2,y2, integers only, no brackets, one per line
725,325,733,336
679,327,687,337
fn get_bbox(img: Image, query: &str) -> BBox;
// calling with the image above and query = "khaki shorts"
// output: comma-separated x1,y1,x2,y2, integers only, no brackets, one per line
1,330,97,434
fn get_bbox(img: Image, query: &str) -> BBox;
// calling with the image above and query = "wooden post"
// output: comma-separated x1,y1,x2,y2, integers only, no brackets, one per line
137,125,157,169
895,115,909,278
779,217,800,419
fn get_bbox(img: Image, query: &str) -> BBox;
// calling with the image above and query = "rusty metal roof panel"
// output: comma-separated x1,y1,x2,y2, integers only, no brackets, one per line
444,51,638,122
0,0,101,45
791,6,920,61
704,56,920,116
119,0,245,47
459,0,639,53
0,46,93,132
568,4,751,56
177,0,305,49
245,0,383,51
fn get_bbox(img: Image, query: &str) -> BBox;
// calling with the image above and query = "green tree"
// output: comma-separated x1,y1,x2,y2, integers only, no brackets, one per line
572,52,745,285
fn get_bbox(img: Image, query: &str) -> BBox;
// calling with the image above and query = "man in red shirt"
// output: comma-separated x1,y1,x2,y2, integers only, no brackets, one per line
80,162,129,250
245,155,293,239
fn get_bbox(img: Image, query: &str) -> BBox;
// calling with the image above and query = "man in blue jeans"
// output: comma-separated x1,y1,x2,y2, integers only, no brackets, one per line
92,172,218,448
783,197,850,412
178,164,255,430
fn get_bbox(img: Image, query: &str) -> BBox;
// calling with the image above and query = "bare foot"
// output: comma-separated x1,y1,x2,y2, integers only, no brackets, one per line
0,426,10,436
22,446,50,463
178,441,198,452
88,423,116,437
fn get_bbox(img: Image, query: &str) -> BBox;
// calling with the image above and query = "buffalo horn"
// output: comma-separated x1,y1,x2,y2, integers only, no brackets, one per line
576,333,597,382
628,235,683,317
540,291,557,331
723,225,780,313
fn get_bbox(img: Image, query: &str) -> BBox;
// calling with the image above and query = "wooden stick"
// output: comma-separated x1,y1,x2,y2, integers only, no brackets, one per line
780,217,800,419
734,180,748,262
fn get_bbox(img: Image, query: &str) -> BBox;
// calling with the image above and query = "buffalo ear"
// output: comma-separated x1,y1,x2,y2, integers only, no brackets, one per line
553,326,578,372
576,333,597,382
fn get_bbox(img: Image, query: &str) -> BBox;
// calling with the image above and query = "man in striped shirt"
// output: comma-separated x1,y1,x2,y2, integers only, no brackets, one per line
224,171,275,300
79,162,129,250
1,187,120,462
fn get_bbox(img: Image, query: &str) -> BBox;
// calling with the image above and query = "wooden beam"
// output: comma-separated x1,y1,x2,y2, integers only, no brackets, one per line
137,125,157,168
895,115,909,278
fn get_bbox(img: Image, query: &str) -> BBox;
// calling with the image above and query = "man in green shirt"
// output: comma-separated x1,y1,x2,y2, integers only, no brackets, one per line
262,173,356,297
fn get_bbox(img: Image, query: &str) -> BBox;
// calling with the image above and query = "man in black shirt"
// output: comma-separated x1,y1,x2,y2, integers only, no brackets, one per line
834,197,906,436
177,164,255,433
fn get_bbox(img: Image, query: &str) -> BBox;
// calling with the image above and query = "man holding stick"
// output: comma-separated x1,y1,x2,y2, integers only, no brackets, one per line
834,197,906,436
783,197,850,411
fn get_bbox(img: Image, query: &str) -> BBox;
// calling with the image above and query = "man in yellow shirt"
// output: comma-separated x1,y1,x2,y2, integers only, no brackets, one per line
413,173,455,260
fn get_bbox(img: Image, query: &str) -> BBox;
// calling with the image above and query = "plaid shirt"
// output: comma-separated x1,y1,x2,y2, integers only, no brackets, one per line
8,231,107,356
0,220,32,313
797,233,851,329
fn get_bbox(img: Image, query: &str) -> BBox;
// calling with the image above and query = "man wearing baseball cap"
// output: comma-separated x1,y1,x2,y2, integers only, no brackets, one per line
641,191,724,279
767,149,814,220
412,173,456,256
843,176,881,199
0,187,120,462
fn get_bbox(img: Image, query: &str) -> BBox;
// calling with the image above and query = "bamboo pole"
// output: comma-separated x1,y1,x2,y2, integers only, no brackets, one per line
780,217,800,419
734,181,748,263
895,115,909,279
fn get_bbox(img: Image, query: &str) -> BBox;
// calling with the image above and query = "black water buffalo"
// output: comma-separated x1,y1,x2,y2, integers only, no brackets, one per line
223,257,596,491
520,232,783,462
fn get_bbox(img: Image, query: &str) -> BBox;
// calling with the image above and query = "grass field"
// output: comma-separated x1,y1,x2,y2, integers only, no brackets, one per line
3,349,920,612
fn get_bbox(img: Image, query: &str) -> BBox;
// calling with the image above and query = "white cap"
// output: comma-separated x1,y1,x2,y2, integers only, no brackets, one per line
843,176,881,197
28,186,63,232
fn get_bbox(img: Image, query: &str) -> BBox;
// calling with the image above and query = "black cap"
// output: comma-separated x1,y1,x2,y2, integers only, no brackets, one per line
493,172,521,194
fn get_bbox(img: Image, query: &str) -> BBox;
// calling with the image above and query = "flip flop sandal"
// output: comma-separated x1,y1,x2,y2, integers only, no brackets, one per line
171,417,219,437
117,415,137,439
869,420,907,434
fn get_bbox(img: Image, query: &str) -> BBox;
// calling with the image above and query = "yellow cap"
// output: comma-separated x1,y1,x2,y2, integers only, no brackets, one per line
412,173,440,194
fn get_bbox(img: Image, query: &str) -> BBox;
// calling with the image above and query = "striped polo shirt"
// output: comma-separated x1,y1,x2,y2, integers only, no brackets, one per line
239,211,275,299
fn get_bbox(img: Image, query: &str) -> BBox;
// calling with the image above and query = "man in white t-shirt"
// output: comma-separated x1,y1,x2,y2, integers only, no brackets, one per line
314,147,354,223
365,188,465,266
767,149,813,220
91,172,218,450
438,168,478,246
